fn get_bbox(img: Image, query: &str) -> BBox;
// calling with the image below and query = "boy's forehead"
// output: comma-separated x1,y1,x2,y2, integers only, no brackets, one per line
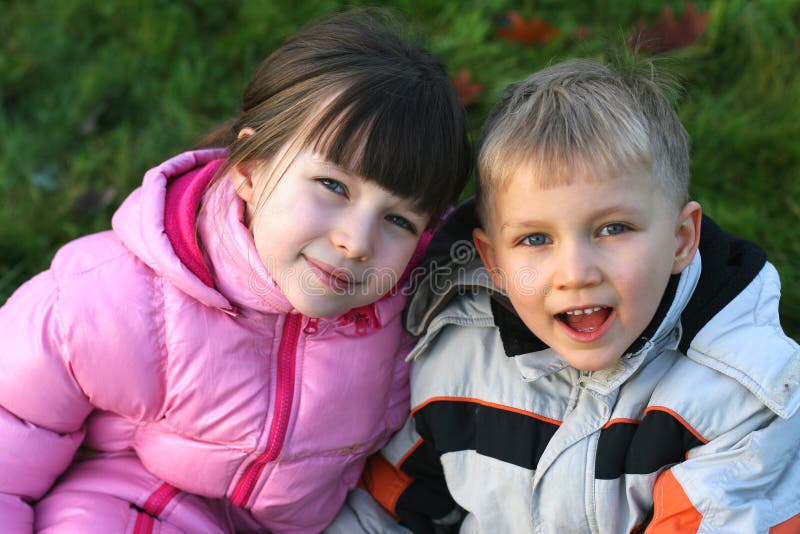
494,158,667,201
486,166,663,221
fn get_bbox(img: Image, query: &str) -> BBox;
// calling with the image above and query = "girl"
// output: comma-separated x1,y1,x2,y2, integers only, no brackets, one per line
0,10,470,533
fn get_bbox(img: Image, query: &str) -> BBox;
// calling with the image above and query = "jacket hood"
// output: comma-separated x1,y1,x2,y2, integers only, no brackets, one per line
112,150,431,325
405,198,492,336
407,197,763,344
112,149,230,310
407,197,800,417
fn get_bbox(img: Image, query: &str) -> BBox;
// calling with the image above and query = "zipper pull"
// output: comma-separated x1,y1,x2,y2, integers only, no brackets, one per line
219,305,240,317
577,370,591,388
303,317,319,335
338,305,380,336
355,315,368,336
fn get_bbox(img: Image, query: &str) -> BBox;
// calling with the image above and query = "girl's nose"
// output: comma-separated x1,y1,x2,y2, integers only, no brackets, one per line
551,242,602,290
331,214,375,261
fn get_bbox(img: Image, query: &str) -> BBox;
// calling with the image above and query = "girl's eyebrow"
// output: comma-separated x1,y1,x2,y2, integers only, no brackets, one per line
312,157,359,179
314,156,428,216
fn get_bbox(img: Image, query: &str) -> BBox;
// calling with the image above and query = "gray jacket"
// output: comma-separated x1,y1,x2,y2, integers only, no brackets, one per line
328,202,800,533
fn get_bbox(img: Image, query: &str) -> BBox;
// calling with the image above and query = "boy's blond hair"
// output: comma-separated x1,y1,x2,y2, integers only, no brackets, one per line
475,58,690,224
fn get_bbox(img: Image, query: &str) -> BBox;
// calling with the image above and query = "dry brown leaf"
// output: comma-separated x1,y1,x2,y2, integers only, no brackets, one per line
633,2,710,53
495,11,559,47
452,68,482,107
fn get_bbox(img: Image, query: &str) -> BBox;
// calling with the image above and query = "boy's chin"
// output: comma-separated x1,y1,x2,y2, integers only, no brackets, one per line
558,348,625,373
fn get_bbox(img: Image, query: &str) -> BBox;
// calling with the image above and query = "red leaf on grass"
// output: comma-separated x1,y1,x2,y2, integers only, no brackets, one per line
633,2,710,53
452,68,482,107
495,11,559,47
573,26,591,40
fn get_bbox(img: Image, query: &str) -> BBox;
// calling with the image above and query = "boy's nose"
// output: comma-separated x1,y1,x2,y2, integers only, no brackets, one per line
551,242,602,290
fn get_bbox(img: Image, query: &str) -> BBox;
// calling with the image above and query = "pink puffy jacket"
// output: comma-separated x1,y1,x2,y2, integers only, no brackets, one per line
0,150,419,533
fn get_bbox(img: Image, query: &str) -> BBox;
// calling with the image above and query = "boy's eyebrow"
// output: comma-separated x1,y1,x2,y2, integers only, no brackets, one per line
500,219,547,232
500,203,649,232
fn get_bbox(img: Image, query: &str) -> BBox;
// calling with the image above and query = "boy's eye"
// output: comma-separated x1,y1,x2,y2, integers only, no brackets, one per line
521,233,551,247
318,178,347,196
385,214,417,235
598,223,629,236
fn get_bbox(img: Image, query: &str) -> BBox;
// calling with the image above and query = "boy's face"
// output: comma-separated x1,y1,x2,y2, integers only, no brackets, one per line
474,169,701,371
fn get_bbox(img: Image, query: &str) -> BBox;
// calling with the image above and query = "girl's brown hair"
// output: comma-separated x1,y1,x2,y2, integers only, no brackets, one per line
200,9,471,221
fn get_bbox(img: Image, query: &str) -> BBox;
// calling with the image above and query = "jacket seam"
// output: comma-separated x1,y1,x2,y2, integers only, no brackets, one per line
152,275,169,418
686,347,793,417
51,271,89,401
55,247,130,279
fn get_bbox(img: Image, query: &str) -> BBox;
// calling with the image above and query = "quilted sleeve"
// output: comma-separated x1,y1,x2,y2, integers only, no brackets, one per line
646,406,800,533
0,271,93,531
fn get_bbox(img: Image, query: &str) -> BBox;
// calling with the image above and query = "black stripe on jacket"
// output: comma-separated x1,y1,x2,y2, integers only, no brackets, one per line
410,400,705,478
413,399,560,470
596,410,706,479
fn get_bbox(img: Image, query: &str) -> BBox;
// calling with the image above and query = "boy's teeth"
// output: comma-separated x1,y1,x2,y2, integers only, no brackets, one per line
565,307,603,316
560,306,612,333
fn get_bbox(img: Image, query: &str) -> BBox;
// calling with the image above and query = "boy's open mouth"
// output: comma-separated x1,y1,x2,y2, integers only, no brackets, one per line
556,306,613,334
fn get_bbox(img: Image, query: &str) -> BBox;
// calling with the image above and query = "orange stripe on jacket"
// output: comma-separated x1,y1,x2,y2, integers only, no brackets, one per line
360,450,416,520
771,513,800,533
413,396,562,426
646,469,702,533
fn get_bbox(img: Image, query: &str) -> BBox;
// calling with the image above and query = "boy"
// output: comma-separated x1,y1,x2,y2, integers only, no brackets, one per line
327,59,800,533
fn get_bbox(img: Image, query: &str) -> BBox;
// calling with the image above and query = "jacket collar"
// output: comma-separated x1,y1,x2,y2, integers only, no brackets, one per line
166,152,431,326
407,196,767,368
497,260,700,388
163,157,222,289
112,149,231,310
490,274,682,359
676,216,766,352
408,201,798,414
493,216,768,361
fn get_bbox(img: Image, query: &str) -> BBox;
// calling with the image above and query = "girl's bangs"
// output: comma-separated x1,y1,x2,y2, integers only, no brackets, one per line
304,82,466,217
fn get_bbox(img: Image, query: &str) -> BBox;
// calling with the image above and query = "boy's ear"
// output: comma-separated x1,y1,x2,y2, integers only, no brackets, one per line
473,228,506,291
672,201,703,274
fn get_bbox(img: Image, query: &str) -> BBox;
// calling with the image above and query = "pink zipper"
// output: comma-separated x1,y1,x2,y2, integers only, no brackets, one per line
132,482,180,534
133,513,154,534
340,305,381,336
303,317,319,334
230,312,303,507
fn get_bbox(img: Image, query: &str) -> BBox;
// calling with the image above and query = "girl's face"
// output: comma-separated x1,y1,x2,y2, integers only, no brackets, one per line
232,146,430,318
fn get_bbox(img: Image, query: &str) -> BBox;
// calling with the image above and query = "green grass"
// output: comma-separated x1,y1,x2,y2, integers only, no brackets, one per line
1,0,798,339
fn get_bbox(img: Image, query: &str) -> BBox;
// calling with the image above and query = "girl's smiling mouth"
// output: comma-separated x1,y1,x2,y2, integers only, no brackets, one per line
304,256,360,291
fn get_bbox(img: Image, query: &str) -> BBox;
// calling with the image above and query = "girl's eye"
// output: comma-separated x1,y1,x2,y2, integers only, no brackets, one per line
318,178,347,196
598,223,629,236
385,214,417,235
521,233,551,247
